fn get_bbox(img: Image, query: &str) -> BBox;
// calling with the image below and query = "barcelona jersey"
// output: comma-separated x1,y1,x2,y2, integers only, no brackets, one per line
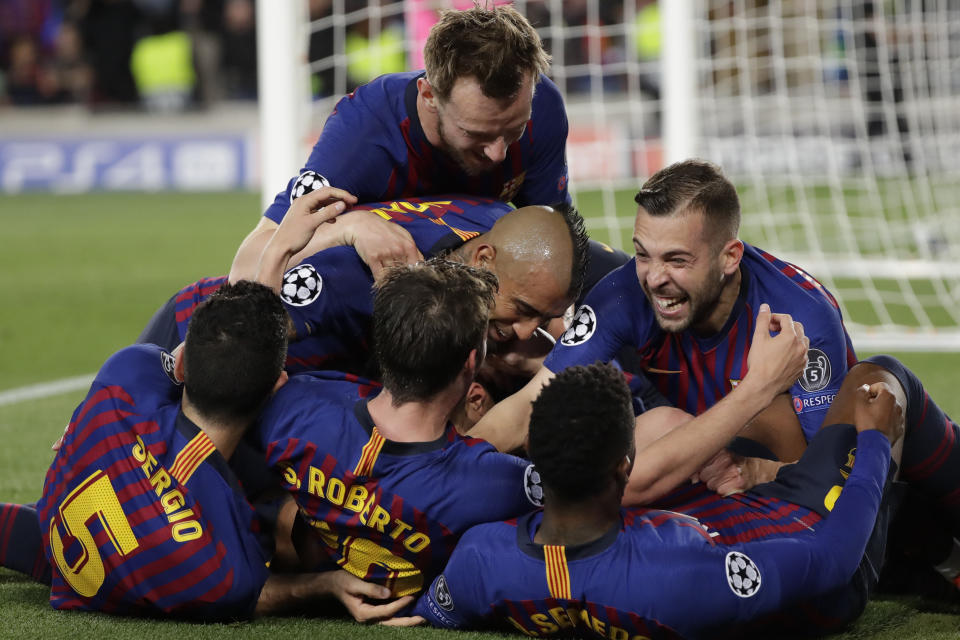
262,71,570,224
415,429,892,638
544,243,857,441
256,371,539,598
37,345,270,619
169,195,513,375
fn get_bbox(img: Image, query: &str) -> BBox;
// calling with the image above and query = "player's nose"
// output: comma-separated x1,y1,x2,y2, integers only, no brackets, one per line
512,317,541,341
484,137,508,163
646,261,670,288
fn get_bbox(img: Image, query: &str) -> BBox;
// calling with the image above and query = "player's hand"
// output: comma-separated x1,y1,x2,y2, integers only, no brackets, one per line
743,304,809,401
336,210,424,281
694,450,786,495
328,570,414,623
380,615,426,627
854,382,905,444
271,186,356,257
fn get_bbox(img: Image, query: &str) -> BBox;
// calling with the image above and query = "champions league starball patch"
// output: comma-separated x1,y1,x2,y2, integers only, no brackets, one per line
160,351,182,385
799,348,831,392
725,551,761,598
434,575,455,611
560,305,596,346
280,264,323,306
290,170,330,203
524,465,544,506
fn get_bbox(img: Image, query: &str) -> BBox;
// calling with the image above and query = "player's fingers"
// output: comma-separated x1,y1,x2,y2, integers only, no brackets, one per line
357,595,414,622
751,303,772,339
346,577,392,601
380,615,426,627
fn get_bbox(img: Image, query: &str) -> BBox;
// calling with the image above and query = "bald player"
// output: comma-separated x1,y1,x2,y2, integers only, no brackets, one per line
143,194,591,379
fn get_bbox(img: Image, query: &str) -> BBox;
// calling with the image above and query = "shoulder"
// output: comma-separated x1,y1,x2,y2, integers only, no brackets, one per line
532,74,566,113
742,244,845,323
334,71,416,120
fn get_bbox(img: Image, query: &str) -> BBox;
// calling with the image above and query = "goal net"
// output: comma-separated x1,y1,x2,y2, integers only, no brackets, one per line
279,0,960,351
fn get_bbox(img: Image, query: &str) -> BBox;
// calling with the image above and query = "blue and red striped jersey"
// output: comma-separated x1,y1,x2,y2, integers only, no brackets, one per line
37,345,270,619
262,71,570,224
544,243,857,441
256,371,539,598
171,195,512,375
415,429,892,638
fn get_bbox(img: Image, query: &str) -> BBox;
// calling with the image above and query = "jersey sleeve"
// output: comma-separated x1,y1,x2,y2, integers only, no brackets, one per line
789,308,856,442
664,429,890,628
91,344,182,411
262,88,403,223
413,528,493,628
544,260,644,374
279,246,375,340
513,76,570,208
470,448,541,519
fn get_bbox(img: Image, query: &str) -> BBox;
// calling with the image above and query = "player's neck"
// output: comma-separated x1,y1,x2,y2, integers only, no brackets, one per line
691,266,742,337
367,388,460,443
180,394,247,460
535,490,621,547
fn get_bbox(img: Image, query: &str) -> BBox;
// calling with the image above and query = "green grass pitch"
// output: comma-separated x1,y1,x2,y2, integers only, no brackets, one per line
1,192,959,638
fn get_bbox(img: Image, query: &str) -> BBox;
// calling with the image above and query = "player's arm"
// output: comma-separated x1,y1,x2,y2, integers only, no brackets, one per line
695,394,807,496
624,305,809,505
468,364,554,451
255,187,353,293
412,530,490,629
513,76,571,208
255,569,413,621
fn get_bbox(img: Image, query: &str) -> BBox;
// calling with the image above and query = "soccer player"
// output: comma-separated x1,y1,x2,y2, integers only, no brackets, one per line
255,260,549,600
412,361,903,638
15,195,413,622
472,159,854,494
230,5,571,283
144,194,591,378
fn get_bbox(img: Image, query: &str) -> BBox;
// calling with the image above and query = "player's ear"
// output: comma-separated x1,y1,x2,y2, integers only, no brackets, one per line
417,77,439,111
173,346,186,384
720,238,744,276
272,370,289,394
472,244,497,270
464,381,493,424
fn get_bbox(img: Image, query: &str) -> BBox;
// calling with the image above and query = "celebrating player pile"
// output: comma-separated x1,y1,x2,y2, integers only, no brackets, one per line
3,4,960,639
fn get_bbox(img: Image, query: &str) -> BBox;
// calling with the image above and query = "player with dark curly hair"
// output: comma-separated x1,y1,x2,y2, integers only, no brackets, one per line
413,362,904,638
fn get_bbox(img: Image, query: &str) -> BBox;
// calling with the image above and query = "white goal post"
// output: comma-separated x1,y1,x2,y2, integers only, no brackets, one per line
258,0,960,351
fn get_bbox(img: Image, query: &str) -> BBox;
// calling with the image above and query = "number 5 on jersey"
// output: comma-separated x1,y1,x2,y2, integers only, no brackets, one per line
49,470,140,597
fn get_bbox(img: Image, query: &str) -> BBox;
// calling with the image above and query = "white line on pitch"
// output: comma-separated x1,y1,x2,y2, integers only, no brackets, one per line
0,374,94,408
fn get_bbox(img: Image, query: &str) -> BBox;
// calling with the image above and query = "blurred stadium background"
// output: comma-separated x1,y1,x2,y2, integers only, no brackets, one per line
2,1,960,637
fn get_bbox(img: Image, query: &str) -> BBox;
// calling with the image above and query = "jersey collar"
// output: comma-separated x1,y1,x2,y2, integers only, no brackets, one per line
404,72,430,152
516,510,622,562
174,409,243,493
353,399,456,455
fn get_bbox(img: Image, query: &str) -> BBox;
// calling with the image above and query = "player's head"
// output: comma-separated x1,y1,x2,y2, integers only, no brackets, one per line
449,360,528,434
182,281,288,425
419,4,550,175
460,203,589,343
632,159,744,333
528,362,635,505
373,259,498,405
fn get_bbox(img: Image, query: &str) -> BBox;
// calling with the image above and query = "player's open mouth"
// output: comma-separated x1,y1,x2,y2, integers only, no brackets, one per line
654,295,686,316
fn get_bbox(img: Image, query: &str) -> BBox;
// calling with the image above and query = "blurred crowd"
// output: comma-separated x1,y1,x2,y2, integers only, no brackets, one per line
0,0,659,110
0,0,256,110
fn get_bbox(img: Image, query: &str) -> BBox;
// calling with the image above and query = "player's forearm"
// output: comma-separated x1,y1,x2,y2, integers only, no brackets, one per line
629,379,783,503
254,571,338,616
469,366,553,451
230,223,278,283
